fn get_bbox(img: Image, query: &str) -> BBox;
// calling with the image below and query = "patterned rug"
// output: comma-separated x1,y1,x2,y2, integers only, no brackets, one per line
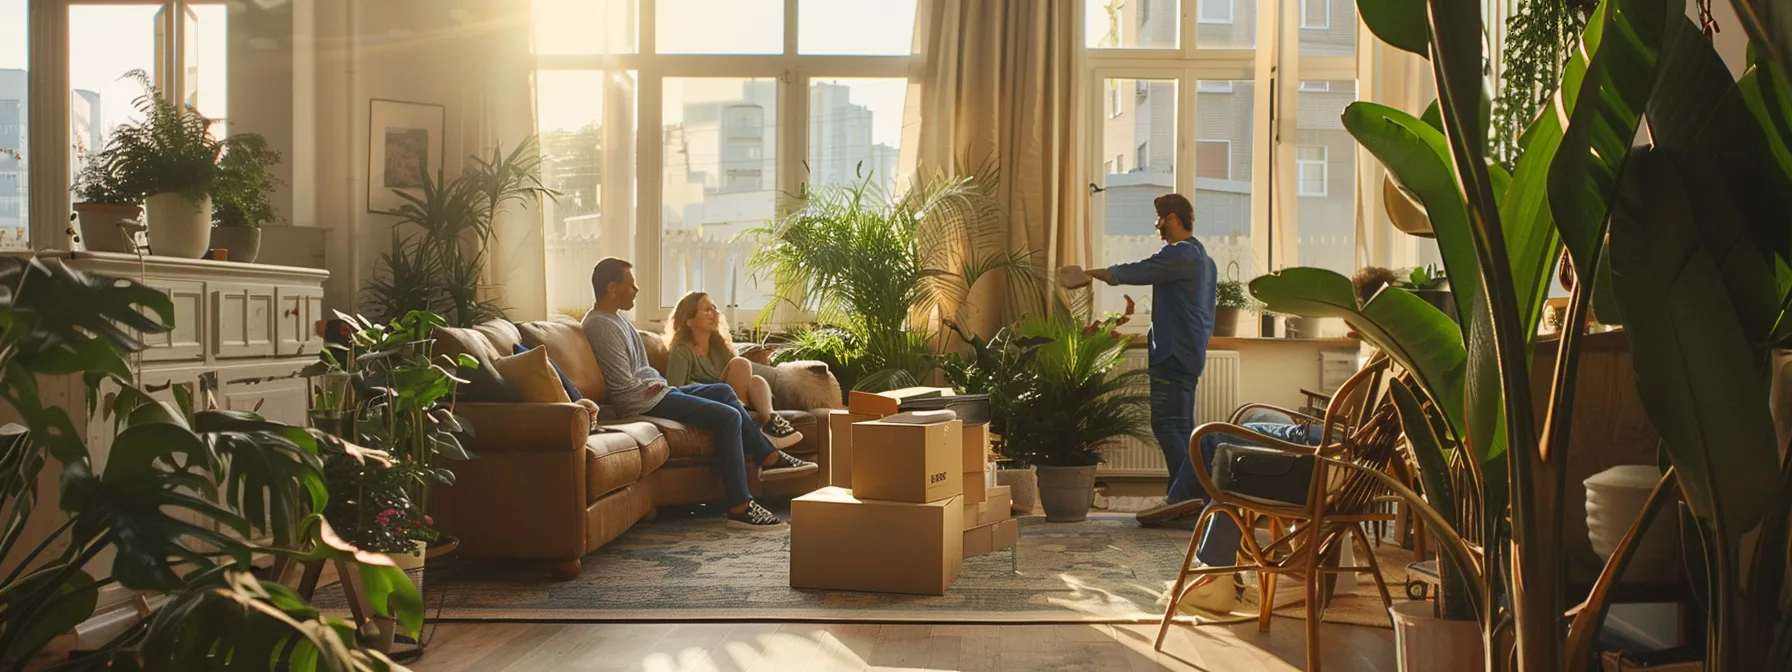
320,504,1413,625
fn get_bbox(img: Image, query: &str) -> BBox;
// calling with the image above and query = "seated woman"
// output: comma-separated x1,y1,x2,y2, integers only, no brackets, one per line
664,291,803,450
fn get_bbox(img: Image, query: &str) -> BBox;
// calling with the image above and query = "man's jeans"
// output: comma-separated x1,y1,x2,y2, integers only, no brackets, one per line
1150,357,1204,504
646,383,777,506
1194,409,1324,567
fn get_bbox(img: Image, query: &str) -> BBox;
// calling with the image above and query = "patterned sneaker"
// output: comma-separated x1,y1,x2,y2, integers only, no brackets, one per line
761,413,804,450
758,451,819,482
726,501,786,529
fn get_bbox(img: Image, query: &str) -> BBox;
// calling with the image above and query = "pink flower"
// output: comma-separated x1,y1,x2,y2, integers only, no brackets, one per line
423,515,434,525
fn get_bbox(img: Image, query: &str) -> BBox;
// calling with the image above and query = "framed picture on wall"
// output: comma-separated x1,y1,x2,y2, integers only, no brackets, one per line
367,99,446,214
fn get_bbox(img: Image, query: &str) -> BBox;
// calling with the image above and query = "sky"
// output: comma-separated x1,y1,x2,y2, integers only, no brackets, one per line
1,0,228,137
532,0,915,148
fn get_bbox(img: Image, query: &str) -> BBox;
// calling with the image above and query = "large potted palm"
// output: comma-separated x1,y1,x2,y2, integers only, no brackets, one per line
996,296,1151,522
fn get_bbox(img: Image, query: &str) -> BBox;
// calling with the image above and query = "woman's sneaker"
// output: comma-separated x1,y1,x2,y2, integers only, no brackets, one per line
761,413,804,450
727,501,786,529
759,451,819,481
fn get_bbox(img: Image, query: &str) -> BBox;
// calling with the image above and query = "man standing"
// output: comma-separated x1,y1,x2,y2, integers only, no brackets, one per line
1066,194,1217,526
582,258,818,528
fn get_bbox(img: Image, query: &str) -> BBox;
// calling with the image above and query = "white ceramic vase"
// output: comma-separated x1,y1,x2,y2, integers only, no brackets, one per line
1389,601,1484,671
1584,464,1680,584
144,192,213,258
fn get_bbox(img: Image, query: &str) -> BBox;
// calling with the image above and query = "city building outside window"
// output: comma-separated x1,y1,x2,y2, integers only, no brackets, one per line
1296,145,1327,197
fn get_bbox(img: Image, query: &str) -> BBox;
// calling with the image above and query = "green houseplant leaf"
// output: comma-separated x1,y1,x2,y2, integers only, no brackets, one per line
1358,0,1431,57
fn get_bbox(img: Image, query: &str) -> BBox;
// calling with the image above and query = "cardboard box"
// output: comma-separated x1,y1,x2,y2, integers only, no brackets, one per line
962,422,991,473
828,410,883,487
962,470,987,504
963,517,1019,558
848,387,955,417
790,487,963,595
962,485,1013,530
852,419,964,503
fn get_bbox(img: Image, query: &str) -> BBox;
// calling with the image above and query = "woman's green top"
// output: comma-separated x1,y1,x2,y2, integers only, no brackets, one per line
665,342,732,387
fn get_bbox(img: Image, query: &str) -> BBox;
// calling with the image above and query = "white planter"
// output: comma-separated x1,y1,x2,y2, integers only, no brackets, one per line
1584,465,1680,585
1389,601,1484,672
144,192,213,258
996,466,1038,514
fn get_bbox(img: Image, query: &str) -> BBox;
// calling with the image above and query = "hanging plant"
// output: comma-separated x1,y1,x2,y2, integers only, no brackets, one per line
1489,0,1593,168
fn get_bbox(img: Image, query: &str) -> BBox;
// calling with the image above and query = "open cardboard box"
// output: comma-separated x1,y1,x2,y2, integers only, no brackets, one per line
790,487,964,595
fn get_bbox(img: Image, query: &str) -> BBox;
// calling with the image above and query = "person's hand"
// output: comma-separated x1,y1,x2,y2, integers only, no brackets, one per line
646,382,666,396
1056,265,1092,288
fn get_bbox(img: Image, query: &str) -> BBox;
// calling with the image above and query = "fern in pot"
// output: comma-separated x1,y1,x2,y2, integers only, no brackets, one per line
104,70,269,258
70,147,147,253
208,133,282,262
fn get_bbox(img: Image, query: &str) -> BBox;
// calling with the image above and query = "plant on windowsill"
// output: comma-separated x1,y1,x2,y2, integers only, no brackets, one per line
70,148,148,253
0,256,418,670
208,132,284,263
997,294,1151,522
1392,263,1457,323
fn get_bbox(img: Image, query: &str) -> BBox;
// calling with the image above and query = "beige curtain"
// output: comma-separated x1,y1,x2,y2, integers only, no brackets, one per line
1356,28,1435,271
900,0,1087,334
454,0,545,320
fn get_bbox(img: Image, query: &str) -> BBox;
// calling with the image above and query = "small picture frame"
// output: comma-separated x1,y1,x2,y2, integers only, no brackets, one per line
367,99,446,214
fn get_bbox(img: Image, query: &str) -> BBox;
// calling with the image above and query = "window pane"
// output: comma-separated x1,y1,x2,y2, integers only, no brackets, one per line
534,0,636,55
662,77,779,312
1085,0,1178,49
807,78,905,193
1298,0,1355,57
1197,0,1257,49
540,71,638,318
657,0,783,54
1098,78,1176,319
1,0,25,247
1195,80,1255,285
192,5,227,130
799,0,917,55
1292,80,1355,274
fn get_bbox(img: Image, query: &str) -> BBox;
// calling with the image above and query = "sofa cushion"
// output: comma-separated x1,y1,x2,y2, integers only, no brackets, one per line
434,328,522,403
639,330,671,374
514,343,583,402
472,320,524,354
492,346,572,404
585,432,644,501
517,320,608,402
434,325,502,363
634,416,712,460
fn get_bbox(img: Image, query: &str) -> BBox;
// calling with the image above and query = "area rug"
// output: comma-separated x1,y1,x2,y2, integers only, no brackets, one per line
318,505,1414,626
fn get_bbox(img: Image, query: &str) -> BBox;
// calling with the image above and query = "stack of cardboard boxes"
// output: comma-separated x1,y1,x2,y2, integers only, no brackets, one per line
789,390,966,595
789,389,1019,596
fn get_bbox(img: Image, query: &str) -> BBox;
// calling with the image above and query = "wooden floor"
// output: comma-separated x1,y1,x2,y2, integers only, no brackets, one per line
406,621,1396,671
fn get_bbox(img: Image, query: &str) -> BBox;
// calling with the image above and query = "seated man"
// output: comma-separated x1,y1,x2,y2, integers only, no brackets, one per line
582,258,818,529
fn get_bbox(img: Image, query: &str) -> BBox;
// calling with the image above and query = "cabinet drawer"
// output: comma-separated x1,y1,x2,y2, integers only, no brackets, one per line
212,284,278,359
140,280,206,362
275,286,325,356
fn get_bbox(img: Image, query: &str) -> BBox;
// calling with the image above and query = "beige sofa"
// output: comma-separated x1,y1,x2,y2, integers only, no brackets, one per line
429,317,840,579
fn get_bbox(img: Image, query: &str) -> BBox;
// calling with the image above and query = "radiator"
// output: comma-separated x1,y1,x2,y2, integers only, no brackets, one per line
1097,349,1242,477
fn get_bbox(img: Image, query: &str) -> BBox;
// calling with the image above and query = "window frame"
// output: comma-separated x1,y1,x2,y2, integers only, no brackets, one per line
20,0,224,251
1295,145,1328,197
1300,0,1331,30
536,0,915,326
1197,0,1235,25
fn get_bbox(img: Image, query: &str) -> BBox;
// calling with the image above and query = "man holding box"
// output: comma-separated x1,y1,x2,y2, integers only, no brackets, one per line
1059,194,1217,526
583,258,818,529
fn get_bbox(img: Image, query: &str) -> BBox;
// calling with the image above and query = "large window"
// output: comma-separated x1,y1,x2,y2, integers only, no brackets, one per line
1087,0,1365,333
3,0,225,251
534,0,916,324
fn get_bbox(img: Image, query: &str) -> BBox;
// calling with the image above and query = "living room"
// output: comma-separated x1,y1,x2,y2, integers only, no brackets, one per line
0,0,1780,670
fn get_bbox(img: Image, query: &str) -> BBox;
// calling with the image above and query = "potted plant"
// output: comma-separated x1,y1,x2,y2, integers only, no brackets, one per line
1214,280,1256,337
69,150,146,252
313,309,475,652
996,296,1151,522
941,318,1053,514
102,70,270,258
0,256,417,669
208,133,283,262
1396,263,1456,323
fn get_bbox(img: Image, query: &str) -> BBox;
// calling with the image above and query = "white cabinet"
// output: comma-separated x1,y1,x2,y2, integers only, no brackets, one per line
0,251,330,613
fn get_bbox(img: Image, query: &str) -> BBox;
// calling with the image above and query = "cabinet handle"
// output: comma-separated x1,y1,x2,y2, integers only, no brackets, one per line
285,308,299,317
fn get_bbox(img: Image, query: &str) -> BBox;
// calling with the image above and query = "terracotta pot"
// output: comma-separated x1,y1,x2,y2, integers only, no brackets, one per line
1389,600,1484,671
1213,306,1240,337
145,192,213,258
72,202,143,252
1036,464,1097,522
209,226,261,263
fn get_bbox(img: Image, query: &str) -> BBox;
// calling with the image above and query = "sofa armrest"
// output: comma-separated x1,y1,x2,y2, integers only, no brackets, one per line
454,402,591,453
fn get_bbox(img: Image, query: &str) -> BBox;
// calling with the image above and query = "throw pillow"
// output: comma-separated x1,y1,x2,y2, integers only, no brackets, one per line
491,346,573,404
457,350,524,403
514,343,583,402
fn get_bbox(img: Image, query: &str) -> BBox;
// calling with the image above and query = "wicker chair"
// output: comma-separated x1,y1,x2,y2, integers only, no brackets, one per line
1154,354,1408,671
